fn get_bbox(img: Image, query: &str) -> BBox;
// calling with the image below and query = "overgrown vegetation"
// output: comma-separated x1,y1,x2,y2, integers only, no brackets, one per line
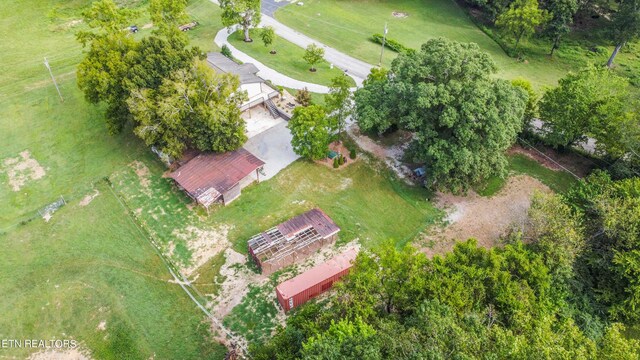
252,175,640,357
355,38,527,192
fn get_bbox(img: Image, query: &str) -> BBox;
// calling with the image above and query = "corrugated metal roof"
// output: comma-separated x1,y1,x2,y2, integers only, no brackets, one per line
169,149,264,200
206,52,264,84
276,248,358,298
277,208,340,239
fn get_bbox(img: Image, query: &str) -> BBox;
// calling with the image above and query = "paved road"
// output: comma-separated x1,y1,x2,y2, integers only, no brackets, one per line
261,15,372,85
214,27,334,93
210,0,374,87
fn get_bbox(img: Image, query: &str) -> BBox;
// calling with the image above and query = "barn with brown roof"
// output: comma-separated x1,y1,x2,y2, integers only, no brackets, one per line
247,208,341,274
168,148,265,208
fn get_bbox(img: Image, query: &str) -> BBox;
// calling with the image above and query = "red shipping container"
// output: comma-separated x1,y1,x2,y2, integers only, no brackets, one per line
276,249,358,312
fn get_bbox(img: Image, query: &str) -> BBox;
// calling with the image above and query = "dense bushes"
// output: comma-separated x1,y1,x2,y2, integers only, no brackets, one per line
370,33,413,54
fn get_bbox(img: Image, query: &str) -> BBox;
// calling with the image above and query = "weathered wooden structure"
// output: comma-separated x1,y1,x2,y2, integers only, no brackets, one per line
247,208,341,274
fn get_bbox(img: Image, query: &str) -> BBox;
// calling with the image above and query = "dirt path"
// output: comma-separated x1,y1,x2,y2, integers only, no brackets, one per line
422,175,551,257
347,124,413,182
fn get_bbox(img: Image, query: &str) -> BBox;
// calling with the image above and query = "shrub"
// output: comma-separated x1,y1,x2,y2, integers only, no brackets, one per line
371,34,414,54
221,44,233,58
338,155,345,165
333,157,339,168
295,88,312,107
349,149,357,159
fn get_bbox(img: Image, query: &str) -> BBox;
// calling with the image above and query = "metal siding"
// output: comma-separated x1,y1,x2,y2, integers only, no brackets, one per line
280,267,351,312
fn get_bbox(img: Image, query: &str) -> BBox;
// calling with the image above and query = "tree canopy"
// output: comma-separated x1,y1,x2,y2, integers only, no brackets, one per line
354,38,527,192
252,239,640,359
303,44,325,72
77,0,247,159
220,0,261,42
495,0,550,51
324,75,353,136
127,60,247,158
539,65,632,154
288,105,331,160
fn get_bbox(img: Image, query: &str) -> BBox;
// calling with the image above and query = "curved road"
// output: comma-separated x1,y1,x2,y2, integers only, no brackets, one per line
210,0,373,91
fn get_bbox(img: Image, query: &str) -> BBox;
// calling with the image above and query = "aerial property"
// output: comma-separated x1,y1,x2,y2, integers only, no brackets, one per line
248,208,341,274
276,248,358,312
169,148,265,208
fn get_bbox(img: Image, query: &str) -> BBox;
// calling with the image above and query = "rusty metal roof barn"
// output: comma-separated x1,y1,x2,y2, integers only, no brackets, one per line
248,208,341,274
169,148,265,208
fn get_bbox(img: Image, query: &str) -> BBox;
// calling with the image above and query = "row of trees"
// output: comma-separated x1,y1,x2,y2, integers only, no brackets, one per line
469,0,640,65
77,0,247,158
252,173,640,357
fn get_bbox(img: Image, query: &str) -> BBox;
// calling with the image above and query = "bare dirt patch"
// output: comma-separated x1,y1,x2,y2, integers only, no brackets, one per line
28,348,91,360
422,175,551,257
142,23,153,29
347,124,413,182
128,161,152,195
96,320,107,331
173,225,231,276
2,150,46,191
210,249,260,321
392,11,409,18
79,190,100,207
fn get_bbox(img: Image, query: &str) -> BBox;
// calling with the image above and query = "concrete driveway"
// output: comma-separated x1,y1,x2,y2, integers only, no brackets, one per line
243,121,300,180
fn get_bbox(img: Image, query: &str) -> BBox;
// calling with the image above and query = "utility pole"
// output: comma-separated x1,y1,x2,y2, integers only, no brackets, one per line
43,57,64,102
378,22,388,67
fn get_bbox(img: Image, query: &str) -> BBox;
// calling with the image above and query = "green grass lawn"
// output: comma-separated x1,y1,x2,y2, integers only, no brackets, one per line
110,156,442,258
0,0,222,229
0,0,231,357
475,154,578,196
228,29,355,87
274,0,638,88
0,182,226,359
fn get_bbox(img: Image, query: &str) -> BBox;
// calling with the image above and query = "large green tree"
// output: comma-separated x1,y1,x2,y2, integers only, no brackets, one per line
566,172,640,322
288,105,331,160
149,0,189,37
542,0,579,56
354,38,527,192
220,0,261,42
607,0,640,67
324,75,353,137
495,0,550,51
127,60,247,158
76,0,137,134
539,65,631,152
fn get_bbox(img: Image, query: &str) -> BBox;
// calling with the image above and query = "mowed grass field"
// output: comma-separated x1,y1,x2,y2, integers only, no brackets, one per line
0,181,226,359
0,0,222,229
228,29,356,87
274,0,637,88
0,0,232,358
